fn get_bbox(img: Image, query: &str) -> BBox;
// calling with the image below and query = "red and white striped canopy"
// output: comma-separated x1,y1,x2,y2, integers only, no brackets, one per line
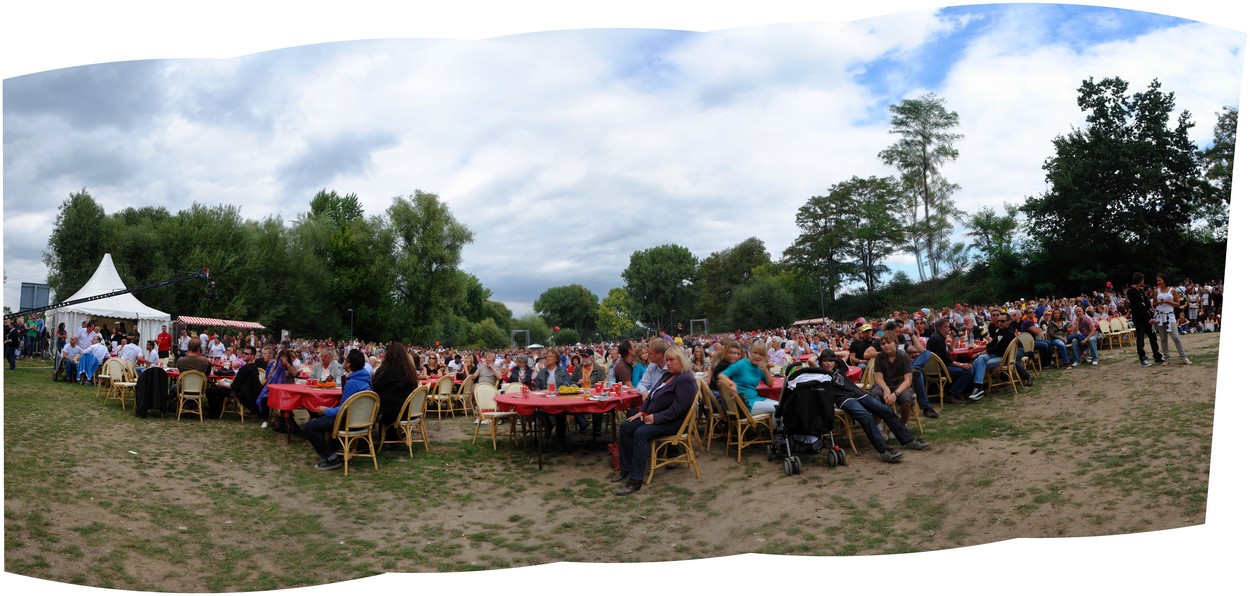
176,315,266,330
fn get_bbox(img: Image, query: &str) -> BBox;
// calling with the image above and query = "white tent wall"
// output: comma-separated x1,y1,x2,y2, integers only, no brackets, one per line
44,254,172,347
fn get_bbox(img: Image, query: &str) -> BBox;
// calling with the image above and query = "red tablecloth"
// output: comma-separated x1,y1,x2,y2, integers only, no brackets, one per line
950,343,987,361
494,389,641,417
757,366,862,401
266,383,342,411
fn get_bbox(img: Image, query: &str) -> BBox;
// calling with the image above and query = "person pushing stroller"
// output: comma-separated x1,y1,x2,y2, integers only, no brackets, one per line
814,349,929,462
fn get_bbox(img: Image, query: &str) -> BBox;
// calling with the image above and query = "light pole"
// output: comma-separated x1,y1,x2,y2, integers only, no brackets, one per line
347,309,354,340
819,276,828,322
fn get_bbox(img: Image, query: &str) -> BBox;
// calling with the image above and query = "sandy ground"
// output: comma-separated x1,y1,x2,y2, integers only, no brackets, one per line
4,331,1219,592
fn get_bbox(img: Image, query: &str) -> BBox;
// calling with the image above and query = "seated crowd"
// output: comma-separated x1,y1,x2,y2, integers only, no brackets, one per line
51,273,1218,485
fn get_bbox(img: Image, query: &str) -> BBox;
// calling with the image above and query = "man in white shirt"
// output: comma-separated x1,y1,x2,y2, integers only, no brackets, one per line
60,336,83,383
199,331,209,350
119,336,143,365
86,336,110,362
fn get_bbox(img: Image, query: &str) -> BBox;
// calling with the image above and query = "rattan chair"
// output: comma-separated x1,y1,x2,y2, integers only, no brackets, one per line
718,376,773,462
985,337,1022,397
645,391,701,485
219,378,247,422
451,377,474,417
332,390,380,475
95,357,115,400
379,386,429,457
1016,332,1041,375
471,383,519,450
428,375,457,418
921,356,951,408
176,369,207,422
697,377,729,452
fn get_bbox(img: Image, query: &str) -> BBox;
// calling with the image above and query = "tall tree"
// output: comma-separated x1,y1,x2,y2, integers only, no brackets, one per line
595,287,637,340
786,176,907,299
878,93,963,280
1022,77,1206,290
387,189,474,344
1197,106,1236,239
533,284,599,340
694,237,771,326
724,275,796,331
43,189,108,300
621,244,698,332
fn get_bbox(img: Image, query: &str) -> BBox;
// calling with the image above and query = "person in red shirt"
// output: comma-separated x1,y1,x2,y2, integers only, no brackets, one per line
156,324,173,360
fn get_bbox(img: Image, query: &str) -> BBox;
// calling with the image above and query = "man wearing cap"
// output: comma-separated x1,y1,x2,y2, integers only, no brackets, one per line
847,324,878,369
815,349,929,462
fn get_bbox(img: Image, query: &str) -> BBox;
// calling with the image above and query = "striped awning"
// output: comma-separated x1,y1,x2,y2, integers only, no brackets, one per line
790,318,827,326
176,315,266,330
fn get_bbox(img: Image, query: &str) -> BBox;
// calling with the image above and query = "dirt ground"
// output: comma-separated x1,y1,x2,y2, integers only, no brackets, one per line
3,332,1220,592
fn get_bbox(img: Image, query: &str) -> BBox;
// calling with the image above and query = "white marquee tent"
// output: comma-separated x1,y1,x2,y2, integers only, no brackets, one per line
45,253,172,345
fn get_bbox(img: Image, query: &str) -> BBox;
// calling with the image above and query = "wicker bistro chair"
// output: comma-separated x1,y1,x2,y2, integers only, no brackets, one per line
95,357,115,400
176,370,208,422
1096,319,1115,350
985,337,1023,398
921,356,952,408
1016,332,1041,375
717,376,774,463
219,377,247,422
452,377,474,418
1106,317,1132,349
332,390,381,476
471,383,520,450
427,375,457,419
645,389,701,485
102,359,137,410
698,377,730,452
379,386,430,457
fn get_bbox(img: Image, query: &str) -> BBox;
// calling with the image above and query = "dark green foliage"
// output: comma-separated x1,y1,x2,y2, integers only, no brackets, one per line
1022,77,1223,291
621,244,698,331
694,237,770,328
724,275,796,331
533,285,599,341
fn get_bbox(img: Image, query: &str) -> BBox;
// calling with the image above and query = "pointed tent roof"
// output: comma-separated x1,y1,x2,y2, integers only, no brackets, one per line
47,253,171,320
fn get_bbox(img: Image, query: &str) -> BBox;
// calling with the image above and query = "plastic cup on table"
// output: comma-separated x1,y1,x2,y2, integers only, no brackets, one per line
548,382,556,393
595,381,603,394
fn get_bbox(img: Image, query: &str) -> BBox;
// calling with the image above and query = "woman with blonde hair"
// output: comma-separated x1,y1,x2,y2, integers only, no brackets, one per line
717,338,775,415
613,345,697,495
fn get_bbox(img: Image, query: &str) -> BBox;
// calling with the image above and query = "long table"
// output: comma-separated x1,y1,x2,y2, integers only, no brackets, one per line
266,383,343,443
495,388,642,469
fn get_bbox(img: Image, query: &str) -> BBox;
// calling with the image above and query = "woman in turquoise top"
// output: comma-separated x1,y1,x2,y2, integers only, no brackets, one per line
718,339,775,415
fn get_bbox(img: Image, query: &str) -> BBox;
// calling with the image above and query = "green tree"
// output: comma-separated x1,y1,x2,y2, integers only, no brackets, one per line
595,287,636,340
621,244,698,332
551,328,581,346
878,93,963,281
532,284,599,340
1022,77,1206,291
387,190,474,344
43,189,108,300
724,275,796,331
785,176,907,299
1197,106,1236,239
694,237,770,326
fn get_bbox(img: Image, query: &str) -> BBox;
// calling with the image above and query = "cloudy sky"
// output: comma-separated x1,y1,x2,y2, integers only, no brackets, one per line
2,2,1243,320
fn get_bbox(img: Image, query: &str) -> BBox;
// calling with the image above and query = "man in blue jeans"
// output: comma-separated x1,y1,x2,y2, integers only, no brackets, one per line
966,311,1034,399
816,350,928,463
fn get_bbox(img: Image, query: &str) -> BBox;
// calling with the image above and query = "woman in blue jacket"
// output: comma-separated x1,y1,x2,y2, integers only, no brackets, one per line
306,349,373,471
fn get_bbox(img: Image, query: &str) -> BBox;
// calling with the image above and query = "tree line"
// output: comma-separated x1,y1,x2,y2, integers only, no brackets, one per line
41,76,1232,345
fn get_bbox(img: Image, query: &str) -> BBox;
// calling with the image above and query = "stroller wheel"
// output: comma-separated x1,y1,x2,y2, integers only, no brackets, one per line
836,448,847,466
790,456,802,475
767,444,776,461
827,450,839,468
783,458,793,476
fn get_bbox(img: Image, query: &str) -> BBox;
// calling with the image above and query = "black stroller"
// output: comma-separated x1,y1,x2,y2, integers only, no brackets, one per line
767,363,848,475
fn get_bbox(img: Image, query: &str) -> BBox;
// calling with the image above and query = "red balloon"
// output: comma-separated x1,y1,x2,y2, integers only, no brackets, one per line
555,326,560,332
435,341,440,346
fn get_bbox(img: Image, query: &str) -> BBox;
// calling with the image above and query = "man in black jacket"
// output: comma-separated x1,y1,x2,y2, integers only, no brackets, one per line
1126,272,1164,366
232,346,266,421
928,318,975,401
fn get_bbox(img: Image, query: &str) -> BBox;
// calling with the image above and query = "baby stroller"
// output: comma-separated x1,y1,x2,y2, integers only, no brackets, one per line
768,363,847,475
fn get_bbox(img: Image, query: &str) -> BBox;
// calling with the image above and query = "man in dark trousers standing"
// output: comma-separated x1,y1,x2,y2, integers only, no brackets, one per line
1127,272,1164,367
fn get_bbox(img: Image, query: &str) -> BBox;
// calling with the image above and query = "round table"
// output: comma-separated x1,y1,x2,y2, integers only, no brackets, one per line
950,343,987,362
495,388,641,469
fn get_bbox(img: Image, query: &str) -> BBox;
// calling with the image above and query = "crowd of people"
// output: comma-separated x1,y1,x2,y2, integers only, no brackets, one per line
29,273,1221,483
